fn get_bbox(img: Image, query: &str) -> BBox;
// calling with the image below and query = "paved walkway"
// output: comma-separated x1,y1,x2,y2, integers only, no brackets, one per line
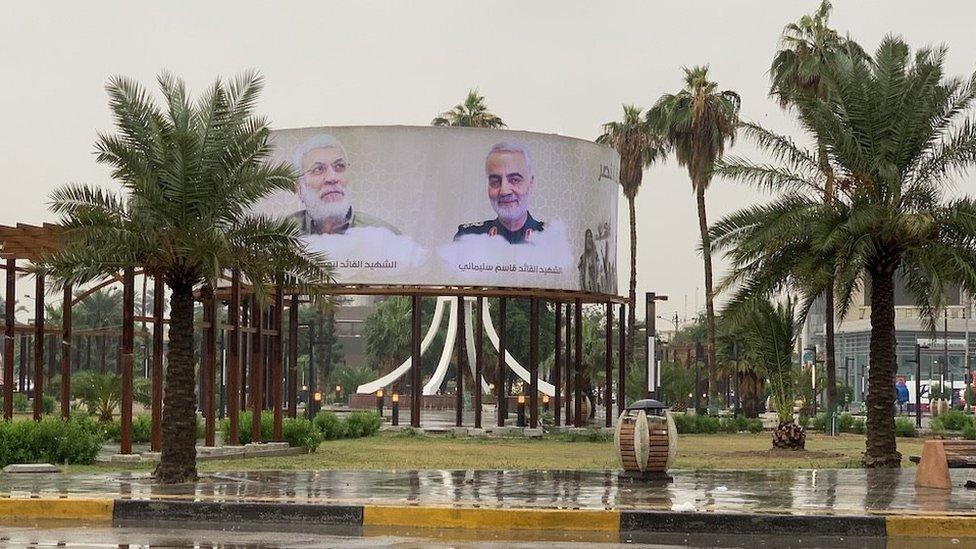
2,468,975,517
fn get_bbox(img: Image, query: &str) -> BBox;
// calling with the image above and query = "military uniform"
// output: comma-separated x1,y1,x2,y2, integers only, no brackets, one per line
454,212,545,244
291,207,400,235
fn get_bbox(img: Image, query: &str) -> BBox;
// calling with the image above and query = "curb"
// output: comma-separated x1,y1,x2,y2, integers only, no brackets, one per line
8,498,976,539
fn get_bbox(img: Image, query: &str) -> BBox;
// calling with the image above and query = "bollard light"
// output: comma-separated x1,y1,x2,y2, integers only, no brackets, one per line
542,394,550,411
335,384,342,403
312,391,322,418
376,389,385,417
517,394,526,427
392,392,400,426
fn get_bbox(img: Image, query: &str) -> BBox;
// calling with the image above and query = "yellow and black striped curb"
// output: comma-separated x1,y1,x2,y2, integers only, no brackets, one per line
3,498,976,539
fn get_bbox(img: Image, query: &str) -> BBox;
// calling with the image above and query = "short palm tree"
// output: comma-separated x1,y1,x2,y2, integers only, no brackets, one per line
42,71,334,483
712,38,976,466
597,105,669,363
648,66,740,414
768,0,867,422
725,297,804,449
432,89,506,128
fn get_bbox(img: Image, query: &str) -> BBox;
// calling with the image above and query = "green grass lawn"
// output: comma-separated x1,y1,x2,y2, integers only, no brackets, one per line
65,432,926,473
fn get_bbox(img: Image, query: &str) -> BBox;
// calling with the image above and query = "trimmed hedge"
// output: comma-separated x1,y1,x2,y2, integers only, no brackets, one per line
312,410,381,440
0,417,104,467
672,414,762,434
219,411,323,450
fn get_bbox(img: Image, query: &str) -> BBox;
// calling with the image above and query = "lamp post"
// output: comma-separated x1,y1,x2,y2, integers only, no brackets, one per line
517,394,526,427
298,322,317,419
694,341,702,415
334,384,342,405
391,392,399,425
913,342,929,428
645,293,669,399
376,389,384,417
542,393,550,411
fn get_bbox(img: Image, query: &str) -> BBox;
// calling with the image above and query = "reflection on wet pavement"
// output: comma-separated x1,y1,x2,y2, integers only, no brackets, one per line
1,468,975,516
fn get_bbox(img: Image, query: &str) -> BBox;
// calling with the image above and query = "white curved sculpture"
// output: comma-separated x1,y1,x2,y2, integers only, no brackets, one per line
355,297,448,395
357,296,554,397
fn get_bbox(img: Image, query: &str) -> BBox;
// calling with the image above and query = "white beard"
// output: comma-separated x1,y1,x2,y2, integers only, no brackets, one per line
298,183,353,224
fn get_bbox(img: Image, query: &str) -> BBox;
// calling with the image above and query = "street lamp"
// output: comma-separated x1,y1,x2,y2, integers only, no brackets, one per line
912,342,930,428
298,322,317,419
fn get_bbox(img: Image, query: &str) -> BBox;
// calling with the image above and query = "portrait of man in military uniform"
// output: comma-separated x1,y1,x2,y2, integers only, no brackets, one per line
454,141,545,244
291,134,399,235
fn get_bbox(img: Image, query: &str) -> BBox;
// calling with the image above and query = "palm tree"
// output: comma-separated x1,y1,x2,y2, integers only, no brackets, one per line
768,0,866,424
712,38,976,467
432,89,506,128
648,66,741,414
725,297,804,449
42,71,333,483
597,105,669,362
363,297,412,375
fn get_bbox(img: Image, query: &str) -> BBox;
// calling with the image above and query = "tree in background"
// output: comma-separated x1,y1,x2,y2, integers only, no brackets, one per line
648,66,740,415
597,105,669,361
432,89,506,128
363,297,411,376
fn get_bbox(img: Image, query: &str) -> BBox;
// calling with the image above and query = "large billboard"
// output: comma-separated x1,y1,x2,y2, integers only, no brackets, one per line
252,126,619,295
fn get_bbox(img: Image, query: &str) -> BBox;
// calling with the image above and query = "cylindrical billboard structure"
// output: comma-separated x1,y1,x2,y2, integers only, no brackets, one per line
252,126,620,297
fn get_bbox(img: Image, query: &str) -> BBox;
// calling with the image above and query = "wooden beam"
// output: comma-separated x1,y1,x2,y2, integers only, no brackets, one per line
32,271,44,421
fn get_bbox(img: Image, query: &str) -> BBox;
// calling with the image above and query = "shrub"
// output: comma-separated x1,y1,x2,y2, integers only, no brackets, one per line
102,418,121,442
0,417,103,467
672,413,695,434
552,428,613,442
313,411,348,440
345,411,382,438
797,414,811,429
42,396,56,415
850,417,865,434
281,418,322,451
894,417,917,438
963,421,976,440
932,409,972,431
810,413,827,432
393,427,425,438
13,393,28,412
694,415,719,434
745,418,764,433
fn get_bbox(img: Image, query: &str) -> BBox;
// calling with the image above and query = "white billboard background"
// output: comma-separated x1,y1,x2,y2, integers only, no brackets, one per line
252,126,619,294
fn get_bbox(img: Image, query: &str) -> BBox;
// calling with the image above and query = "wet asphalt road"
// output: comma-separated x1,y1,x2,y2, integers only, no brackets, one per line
1,523,964,549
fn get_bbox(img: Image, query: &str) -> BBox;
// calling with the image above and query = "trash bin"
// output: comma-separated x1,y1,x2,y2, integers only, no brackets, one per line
614,399,677,479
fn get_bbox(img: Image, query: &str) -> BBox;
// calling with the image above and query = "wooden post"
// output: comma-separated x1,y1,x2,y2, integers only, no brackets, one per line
454,295,464,427
288,293,299,419
564,301,572,425
46,333,56,384
227,270,241,445
32,271,44,420
60,284,72,420
272,283,284,442
618,303,626,416
474,296,483,429
241,298,249,410
6,258,17,420
574,298,583,427
250,294,263,443
203,287,217,447
529,297,538,428
604,302,612,428
497,297,507,427
150,276,164,452
19,334,27,394
120,267,134,455
410,295,421,428
554,301,562,427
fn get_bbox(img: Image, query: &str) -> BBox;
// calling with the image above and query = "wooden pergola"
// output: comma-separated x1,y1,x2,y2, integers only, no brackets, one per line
0,222,631,455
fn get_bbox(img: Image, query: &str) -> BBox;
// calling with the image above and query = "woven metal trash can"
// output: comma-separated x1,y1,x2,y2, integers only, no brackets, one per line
614,399,677,479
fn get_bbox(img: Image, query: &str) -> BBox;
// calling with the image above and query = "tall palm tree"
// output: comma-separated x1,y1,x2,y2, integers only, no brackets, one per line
712,38,976,467
648,66,741,414
432,89,506,128
769,0,866,423
363,297,412,375
597,105,669,363
42,71,333,483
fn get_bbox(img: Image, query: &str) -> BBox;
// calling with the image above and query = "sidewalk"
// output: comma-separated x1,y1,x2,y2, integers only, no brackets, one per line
2,469,975,538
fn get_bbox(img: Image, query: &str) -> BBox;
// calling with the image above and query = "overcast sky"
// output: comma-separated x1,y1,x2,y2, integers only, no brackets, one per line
2,1,974,324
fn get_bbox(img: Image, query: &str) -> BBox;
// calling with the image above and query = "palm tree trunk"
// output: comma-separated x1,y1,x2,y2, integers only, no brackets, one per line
825,280,838,422
863,258,901,467
627,195,637,363
156,280,198,483
696,183,719,414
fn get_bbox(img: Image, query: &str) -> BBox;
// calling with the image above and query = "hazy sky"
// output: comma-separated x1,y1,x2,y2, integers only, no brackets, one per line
2,1,974,324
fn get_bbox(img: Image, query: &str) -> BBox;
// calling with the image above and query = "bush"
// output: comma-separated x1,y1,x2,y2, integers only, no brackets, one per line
313,411,348,440
281,418,322,451
894,417,917,438
672,413,720,434
393,427,425,438
745,418,764,433
13,393,28,412
963,421,976,440
551,428,613,442
932,409,972,431
219,411,273,445
42,396,56,415
0,417,103,467
850,417,865,434
797,414,811,429
345,411,382,438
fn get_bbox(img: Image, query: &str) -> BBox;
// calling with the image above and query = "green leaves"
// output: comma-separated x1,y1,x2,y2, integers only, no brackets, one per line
431,89,506,128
